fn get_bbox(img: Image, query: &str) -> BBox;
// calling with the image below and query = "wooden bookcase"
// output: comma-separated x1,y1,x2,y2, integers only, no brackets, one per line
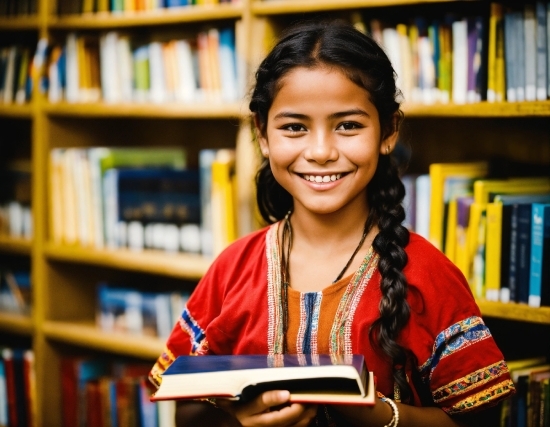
1,0,550,425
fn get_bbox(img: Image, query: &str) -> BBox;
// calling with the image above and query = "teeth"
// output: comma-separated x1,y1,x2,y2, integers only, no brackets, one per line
303,173,343,182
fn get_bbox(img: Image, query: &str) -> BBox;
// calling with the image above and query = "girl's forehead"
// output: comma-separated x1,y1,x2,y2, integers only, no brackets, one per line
271,66,375,112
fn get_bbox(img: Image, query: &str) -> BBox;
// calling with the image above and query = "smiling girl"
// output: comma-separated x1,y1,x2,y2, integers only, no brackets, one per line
149,20,515,427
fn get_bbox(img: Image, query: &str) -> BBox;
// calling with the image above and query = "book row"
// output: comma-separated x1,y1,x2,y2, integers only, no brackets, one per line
0,268,31,316
44,23,245,105
0,0,37,17
501,358,550,427
403,165,550,307
354,1,550,104
49,146,237,257
58,0,237,16
61,357,175,427
0,45,35,105
0,347,34,427
96,282,190,339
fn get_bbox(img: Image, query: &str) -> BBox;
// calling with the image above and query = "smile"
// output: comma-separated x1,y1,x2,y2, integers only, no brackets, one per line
302,173,343,183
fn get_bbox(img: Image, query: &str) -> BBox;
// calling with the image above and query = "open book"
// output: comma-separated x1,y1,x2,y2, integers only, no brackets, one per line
151,354,375,405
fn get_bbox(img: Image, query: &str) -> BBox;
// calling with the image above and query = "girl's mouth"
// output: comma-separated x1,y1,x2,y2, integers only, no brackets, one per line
302,173,343,183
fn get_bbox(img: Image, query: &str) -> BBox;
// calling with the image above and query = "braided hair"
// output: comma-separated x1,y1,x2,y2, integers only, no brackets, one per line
249,20,412,402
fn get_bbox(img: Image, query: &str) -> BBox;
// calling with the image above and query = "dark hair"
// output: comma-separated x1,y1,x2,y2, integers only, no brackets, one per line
249,20,412,402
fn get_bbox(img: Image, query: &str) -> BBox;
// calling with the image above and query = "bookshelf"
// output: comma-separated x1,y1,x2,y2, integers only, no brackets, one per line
1,0,550,425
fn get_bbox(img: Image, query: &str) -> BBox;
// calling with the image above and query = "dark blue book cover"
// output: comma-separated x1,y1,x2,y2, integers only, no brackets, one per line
152,354,374,405
516,203,534,304
116,168,200,224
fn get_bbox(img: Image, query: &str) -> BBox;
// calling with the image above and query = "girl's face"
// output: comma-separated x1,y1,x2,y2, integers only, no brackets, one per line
258,66,397,218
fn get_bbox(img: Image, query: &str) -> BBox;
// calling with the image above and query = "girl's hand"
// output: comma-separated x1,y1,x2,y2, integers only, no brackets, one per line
218,390,318,427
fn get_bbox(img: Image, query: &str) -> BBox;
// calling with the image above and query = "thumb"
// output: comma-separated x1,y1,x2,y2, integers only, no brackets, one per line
249,390,290,414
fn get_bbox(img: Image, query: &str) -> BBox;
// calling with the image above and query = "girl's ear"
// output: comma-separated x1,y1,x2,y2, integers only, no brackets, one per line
254,114,269,158
379,114,400,155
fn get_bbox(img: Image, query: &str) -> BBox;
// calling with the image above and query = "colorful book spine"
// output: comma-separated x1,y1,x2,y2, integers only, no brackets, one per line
528,203,550,308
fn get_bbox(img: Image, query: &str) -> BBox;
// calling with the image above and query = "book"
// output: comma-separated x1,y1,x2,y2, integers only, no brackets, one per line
535,2,548,101
529,203,550,308
151,354,375,406
428,161,488,251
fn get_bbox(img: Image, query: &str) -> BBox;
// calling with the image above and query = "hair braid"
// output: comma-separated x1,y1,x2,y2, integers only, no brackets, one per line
369,154,412,402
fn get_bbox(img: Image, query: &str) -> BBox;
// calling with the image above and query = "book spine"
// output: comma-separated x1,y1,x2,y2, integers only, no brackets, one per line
523,4,537,101
508,204,519,302
529,204,550,307
535,2,548,101
516,204,533,304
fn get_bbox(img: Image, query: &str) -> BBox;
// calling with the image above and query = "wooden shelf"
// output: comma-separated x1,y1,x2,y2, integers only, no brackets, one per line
0,311,33,335
402,100,550,118
42,321,163,360
44,243,211,280
47,3,243,29
0,103,34,118
42,101,247,119
0,235,32,255
0,16,40,30
478,300,550,325
251,0,456,15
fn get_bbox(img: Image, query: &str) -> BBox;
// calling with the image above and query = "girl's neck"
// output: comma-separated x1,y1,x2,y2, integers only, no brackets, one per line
288,206,370,247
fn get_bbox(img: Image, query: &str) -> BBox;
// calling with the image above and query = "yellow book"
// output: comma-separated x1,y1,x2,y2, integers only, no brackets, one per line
486,3,502,102
484,201,503,301
494,4,506,102
443,197,458,262
428,162,488,251
211,149,237,256
49,149,65,244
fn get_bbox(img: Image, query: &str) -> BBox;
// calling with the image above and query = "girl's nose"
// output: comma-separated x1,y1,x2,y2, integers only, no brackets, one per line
304,131,339,164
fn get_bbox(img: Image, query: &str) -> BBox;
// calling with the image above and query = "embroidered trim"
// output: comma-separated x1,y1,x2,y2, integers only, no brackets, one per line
419,316,492,380
297,292,322,354
329,247,378,355
266,222,379,356
443,379,516,415
149,345,177,387
266,224,285,355
180,308,208,355
432,360,510,403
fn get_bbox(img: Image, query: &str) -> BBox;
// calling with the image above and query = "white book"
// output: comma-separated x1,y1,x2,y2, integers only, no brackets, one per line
174,39,196,103
415,174,431,239
418,36,436,104
117,35,134,102
382,28,403,101
149,41,167,103
99,31,122,103
65,33,80,103
452,19,468,105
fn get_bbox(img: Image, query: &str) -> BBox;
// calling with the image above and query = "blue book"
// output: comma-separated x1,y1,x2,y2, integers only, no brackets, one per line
529,203,550,307
151,354,374,405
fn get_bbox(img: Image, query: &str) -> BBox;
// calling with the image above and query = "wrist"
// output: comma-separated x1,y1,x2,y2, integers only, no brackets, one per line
379,397,400,427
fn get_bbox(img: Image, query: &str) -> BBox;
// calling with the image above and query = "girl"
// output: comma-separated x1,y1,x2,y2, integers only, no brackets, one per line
149,20,515,427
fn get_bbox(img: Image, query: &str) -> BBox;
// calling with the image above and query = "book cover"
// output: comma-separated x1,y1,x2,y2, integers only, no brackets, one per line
529,203,550,308
152,354,375,406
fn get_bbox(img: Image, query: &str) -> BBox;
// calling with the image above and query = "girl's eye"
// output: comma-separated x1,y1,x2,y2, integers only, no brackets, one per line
282,124,307,133
337,122,362,131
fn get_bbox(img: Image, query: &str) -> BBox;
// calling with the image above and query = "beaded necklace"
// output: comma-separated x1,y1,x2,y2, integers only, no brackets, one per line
279,211,371,353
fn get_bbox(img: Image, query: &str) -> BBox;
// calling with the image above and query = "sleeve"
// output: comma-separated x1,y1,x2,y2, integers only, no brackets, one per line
405,236,516,415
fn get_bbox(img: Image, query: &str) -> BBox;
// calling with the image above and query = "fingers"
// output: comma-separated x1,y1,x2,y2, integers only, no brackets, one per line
231,391,318,427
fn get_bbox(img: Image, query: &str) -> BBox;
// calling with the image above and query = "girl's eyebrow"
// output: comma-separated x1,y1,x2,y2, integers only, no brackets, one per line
272,108,370,121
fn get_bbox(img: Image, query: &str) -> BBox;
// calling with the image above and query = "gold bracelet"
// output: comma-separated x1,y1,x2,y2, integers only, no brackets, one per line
380,397,399,427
